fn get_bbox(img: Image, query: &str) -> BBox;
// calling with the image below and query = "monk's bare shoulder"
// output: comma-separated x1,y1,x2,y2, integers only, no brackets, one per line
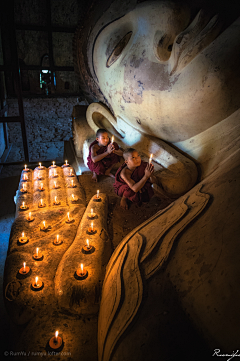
91,143,100,155
121,167,133,182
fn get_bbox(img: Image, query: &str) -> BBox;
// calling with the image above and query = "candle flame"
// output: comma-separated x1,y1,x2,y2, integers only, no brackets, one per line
24,164,27,169
40,199,43,206
35,276,38,286
39,162,41,167
41,183,43,189
67,212,70,221
53,161,55,166
36,247,39,256
86,239,89,248
55,331,58,340
111,135,114,143
65,160,68,165
81,263,83,273
70,169,72,175
91,221,94,231
97,190,99,198
28,212,31,219
43,221,45,227
54,181,56,188
71,194,74,200
22,232,24,238
23,262,26,270
22,201,25,207
91,208,93,215
71,180,73,186
55,196,57,203
23,183,26,190
149,154,153,164
57,234,59,241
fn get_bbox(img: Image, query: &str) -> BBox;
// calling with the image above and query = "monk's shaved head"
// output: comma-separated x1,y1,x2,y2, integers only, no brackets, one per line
96,128,108,137
123,148,137,160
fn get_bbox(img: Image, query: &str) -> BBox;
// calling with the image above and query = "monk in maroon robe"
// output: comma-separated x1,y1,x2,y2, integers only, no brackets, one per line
113,148,155,209
87,129,123,182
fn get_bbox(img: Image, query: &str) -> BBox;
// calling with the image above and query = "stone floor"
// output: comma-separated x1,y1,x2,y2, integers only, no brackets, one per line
0,147,212,360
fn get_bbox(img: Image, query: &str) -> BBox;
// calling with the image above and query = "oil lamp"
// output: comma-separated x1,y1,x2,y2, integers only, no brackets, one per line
19,262,30,275
33,247,43,260
48,330,62,350
18,232,29,244
53,234,62,245
20,201,28,210
76,263,88,279
31,276,44,291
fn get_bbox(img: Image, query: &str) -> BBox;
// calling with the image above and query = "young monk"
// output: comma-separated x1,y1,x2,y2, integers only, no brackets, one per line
87,128,123,182
113,148,156,209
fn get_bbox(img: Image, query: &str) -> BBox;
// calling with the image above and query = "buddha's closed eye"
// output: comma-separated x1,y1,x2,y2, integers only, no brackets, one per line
106,32,132,68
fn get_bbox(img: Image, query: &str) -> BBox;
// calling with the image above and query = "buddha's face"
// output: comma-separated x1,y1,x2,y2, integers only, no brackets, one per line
92,1,240,142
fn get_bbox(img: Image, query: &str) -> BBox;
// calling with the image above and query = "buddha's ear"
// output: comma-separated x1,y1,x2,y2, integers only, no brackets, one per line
86,102,124,139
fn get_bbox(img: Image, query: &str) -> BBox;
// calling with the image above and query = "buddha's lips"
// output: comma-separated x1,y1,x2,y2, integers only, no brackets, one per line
169,9,223,76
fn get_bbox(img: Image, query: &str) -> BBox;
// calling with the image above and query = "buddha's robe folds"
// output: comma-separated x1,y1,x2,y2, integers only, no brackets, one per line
113,161,154,204
87,140,120,175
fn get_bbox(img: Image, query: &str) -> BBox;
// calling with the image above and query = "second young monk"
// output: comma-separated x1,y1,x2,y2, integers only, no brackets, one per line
87,128,123,182
113,148,156,209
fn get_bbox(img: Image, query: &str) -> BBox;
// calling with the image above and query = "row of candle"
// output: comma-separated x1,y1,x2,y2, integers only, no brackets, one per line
24,160,70,172
21,179,77,194
20,193,79,211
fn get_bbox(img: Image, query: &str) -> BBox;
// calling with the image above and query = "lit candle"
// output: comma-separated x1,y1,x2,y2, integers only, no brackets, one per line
35,276,38,287
71,180,74,187
28,212,31,220
91,221,94,231
22,201,25,208
97,190,99,198
91,208,93,216
40,182,44,190
80,263,84,275
19,261,30,274
39,162,41,168
43,221,46,228
111,135,114,144
23,174,27,180
71,194,74,201
56,234,59,243
86,239,90,249
67,212,70,222
65,160,68,165
24,164,27,170
23,183,26,191
36,247,39,257
40,199,43,206
149,153,153,164
19,231,28,244
52,161,55,166
55,196,57,203
54,331,58,343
